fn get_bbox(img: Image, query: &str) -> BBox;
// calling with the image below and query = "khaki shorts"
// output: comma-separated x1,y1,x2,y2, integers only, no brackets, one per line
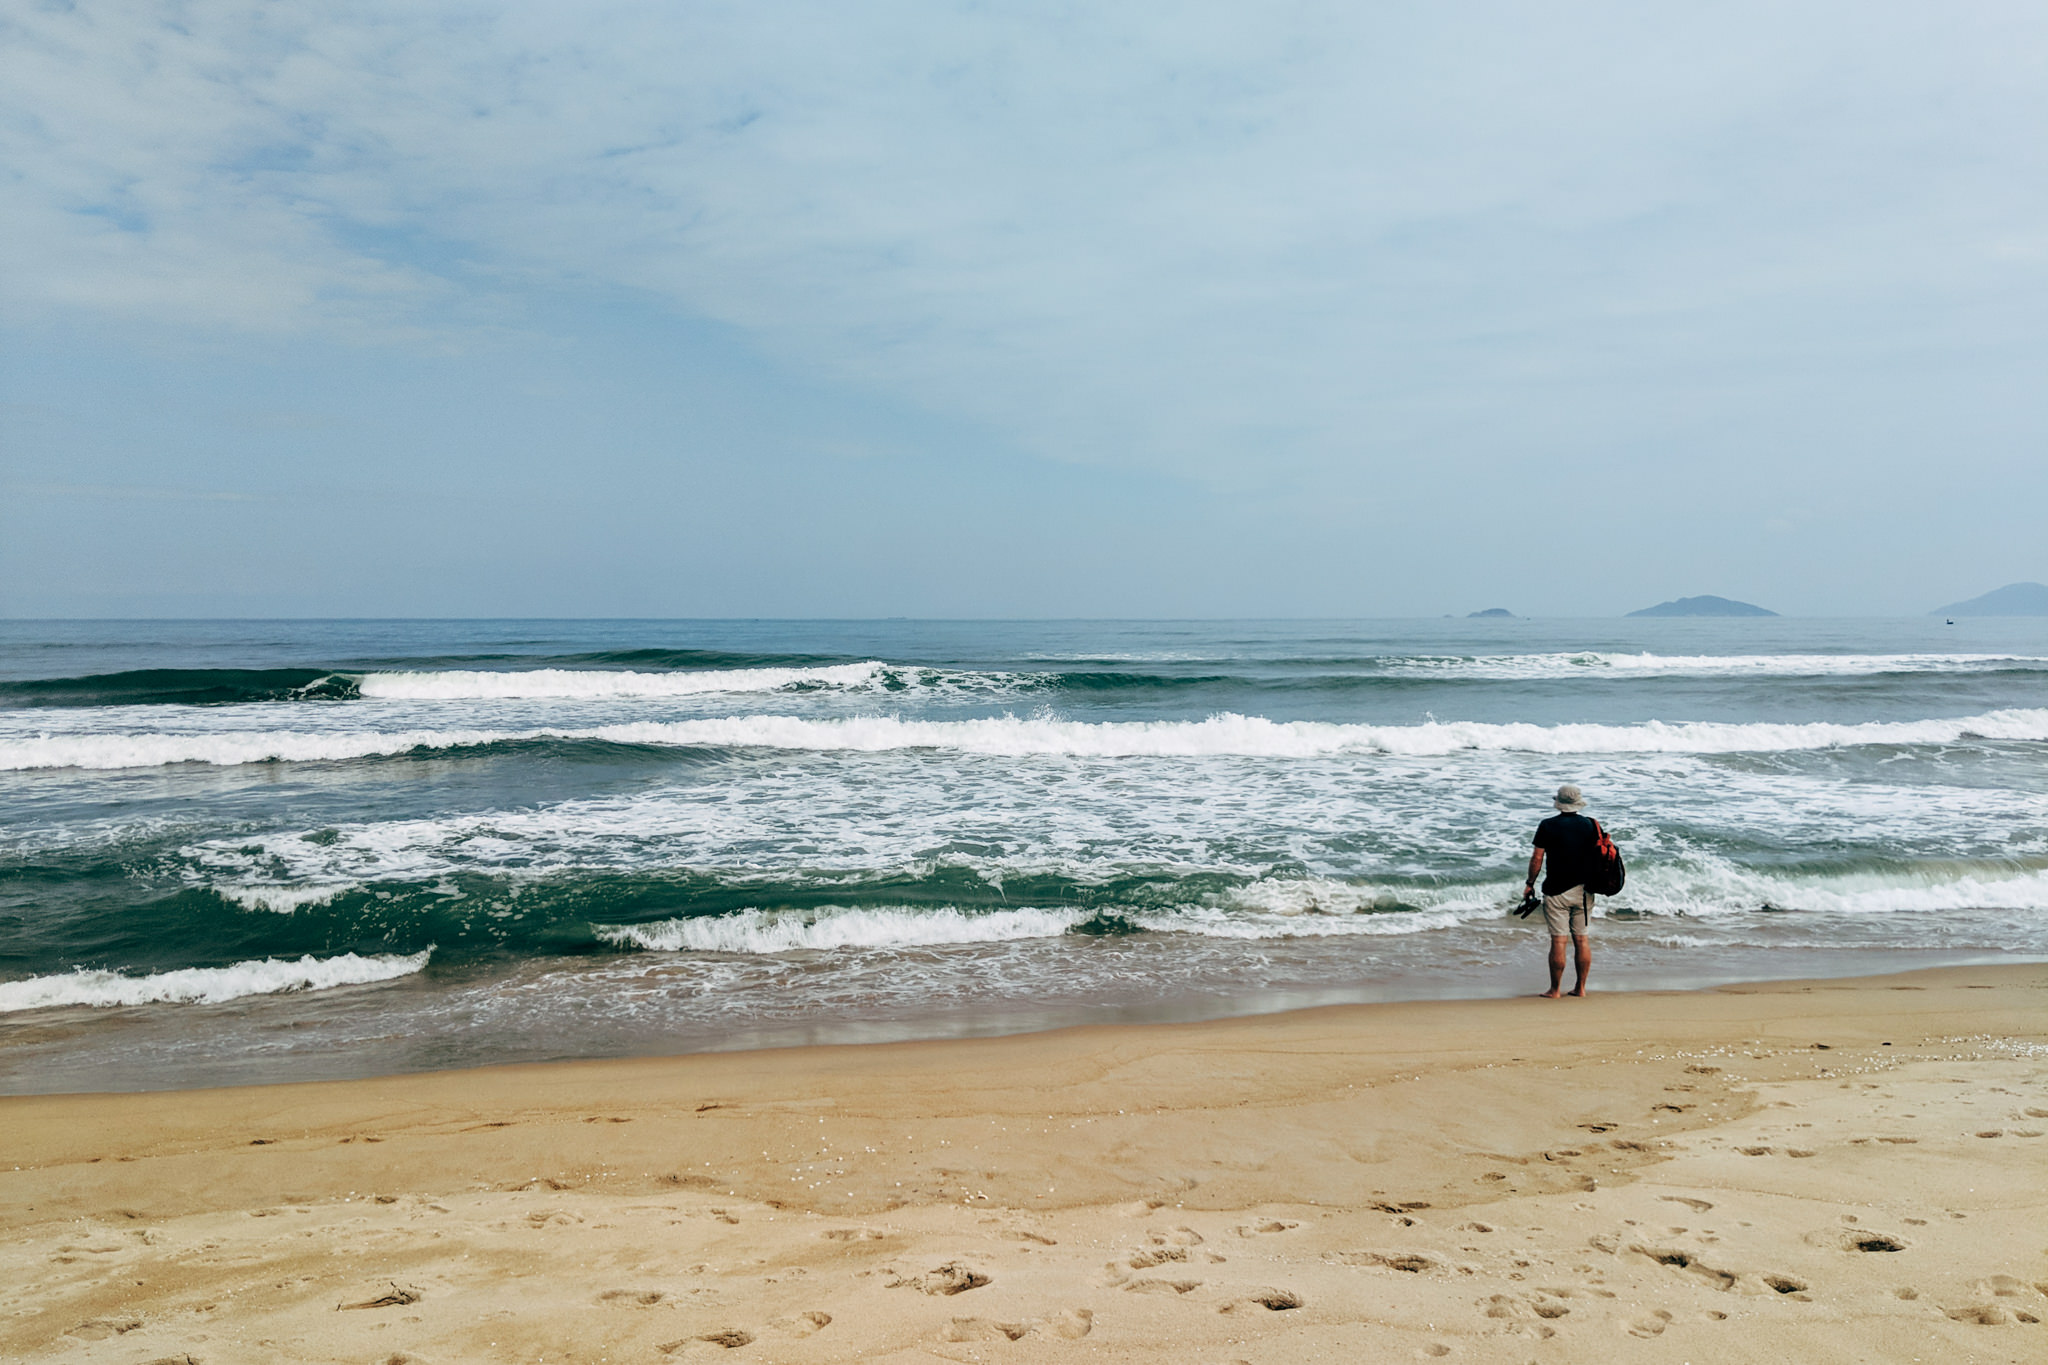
1543,885,1591,937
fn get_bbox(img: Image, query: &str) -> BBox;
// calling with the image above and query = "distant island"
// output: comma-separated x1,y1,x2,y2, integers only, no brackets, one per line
1626,595,1777,618
1467,607,1515,619
1931,582,2048,617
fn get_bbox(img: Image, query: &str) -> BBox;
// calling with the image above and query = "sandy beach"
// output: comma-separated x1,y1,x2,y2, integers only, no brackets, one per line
3,963,2044,1363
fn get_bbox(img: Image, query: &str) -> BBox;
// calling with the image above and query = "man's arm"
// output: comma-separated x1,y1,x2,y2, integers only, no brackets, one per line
1525,847,1544,894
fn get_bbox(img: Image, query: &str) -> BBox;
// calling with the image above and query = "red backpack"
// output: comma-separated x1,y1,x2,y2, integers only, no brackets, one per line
1586,819,1627,896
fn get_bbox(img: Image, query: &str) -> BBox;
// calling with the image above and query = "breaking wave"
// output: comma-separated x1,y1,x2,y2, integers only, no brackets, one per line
352,661,893,699
0,949,433,1013
596,905,1090,953
10,707,2047,770
1387,651,2048,679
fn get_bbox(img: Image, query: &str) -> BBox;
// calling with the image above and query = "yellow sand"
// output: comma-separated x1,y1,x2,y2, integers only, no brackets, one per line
3,964,2045,1363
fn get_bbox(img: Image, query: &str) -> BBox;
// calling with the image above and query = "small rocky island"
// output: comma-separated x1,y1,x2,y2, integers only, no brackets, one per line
1466,607,1516,619
1626,595,1777,618
1931,582,2048,616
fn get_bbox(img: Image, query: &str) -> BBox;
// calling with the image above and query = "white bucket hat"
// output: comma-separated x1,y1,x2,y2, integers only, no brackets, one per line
1553,784,1587,813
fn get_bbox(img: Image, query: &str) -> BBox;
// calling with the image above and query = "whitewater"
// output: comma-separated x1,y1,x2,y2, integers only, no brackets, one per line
9,706,2048,771
2,616,2044,1093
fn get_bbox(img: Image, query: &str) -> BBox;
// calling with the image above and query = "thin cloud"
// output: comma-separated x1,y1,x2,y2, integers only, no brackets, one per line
3,2,2045,516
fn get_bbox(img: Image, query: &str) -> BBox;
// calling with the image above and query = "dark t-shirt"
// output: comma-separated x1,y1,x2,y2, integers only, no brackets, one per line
1533,812,1598,895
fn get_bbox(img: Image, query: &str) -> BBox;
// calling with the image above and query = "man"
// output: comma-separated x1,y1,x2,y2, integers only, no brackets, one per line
1524,784,1596,998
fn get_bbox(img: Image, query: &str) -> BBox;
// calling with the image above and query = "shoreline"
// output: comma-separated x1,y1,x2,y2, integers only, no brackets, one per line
9,945,2039,1099
5,962,2045,1361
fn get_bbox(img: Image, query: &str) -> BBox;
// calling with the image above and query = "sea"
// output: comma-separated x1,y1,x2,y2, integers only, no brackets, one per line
2,617,2045,1094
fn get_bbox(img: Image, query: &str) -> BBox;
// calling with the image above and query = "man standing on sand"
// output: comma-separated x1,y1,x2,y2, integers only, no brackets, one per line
1525,784,1596,998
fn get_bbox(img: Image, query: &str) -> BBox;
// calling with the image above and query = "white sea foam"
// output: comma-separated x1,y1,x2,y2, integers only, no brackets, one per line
0,727,524,770
215,884,353,914
353,661,891,699
1133,903,1490,939
12,706,2045,770
596,905,1088,953
1623,861,2048,918
0,949,432,1013
1395,652,2048,679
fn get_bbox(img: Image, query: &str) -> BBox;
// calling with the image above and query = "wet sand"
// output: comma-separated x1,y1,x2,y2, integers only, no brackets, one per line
3,963,2044,1362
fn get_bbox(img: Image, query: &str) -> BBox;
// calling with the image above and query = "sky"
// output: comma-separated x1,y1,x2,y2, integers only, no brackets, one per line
3,1,2045,618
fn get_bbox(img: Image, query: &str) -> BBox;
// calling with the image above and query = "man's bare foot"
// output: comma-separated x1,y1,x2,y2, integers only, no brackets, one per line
1569,987,1587,997
1539,989,1562,999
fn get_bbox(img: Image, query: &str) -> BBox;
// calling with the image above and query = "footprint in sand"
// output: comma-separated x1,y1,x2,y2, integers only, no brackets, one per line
1973,1274,2041,1310
1631,1246,1735,1290
940,1309,1091,1341
819,1226,886,1242
1659,1196,1713,1212
1627,1309,1673,1337
891,1263,991,1295
941,1318,1032,1341
1053,1309,1093,1339
655,1330,744,1352
526,1210,580,1228
1334,1251,1435,1273
1944,1305,2009,1326
1125,1278,1201,1295
66,1318,142,1340
1218,1288,1302,1313
764,1312,834,1339
596,1289,666,1306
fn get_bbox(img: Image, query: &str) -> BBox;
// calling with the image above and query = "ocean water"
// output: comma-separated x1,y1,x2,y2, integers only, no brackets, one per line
2,617,2045,1093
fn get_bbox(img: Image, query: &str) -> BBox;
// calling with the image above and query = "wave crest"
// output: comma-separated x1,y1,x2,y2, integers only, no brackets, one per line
10,706,2046,770
355,661,892,700
0,949,432,1013
596,905,1088,953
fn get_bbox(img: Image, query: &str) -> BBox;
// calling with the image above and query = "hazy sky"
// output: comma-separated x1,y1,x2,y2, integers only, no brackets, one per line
3,2,2044,617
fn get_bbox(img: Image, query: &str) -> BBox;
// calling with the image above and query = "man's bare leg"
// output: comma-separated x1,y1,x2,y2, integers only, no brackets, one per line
1569,932,1591,996
1543,935,1568,998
